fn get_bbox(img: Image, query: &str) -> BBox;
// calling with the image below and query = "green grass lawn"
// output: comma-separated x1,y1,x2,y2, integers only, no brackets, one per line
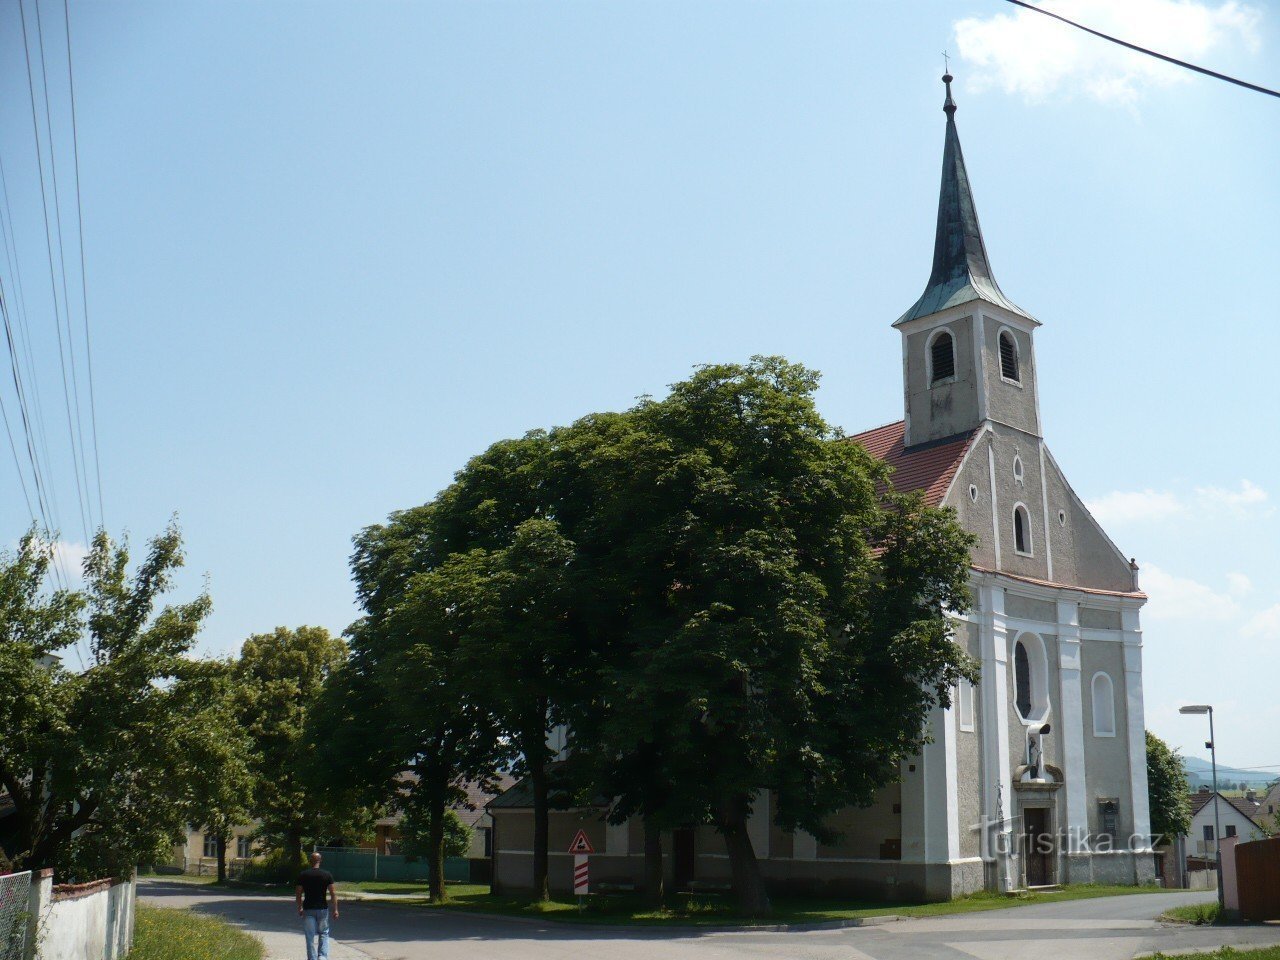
131,905,263,960
1161,901,1223,925
345,882,1167,926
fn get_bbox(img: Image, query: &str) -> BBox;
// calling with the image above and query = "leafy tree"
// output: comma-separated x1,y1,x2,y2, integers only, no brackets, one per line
0,526,212,879
557,358,975,915
1147,731,1191,843
398,806,472,861
175,658,255,882
332,505,515,902
236,626,374,871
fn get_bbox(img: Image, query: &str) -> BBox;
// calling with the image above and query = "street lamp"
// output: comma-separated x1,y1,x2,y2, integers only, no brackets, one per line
1180,704,1223,908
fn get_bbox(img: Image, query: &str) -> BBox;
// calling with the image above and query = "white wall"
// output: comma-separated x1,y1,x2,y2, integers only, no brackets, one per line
27,871,135,960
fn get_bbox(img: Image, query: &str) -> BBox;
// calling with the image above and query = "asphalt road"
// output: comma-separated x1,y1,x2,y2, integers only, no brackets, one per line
140,880,1280,960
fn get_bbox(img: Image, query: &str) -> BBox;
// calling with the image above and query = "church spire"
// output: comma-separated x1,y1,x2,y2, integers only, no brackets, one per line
896,74,1034,326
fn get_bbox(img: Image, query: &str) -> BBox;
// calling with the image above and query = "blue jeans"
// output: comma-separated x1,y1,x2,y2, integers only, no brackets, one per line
302,908,330,960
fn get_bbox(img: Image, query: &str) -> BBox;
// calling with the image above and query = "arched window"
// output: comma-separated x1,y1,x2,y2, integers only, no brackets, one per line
930,330,955,383
999,330,1020,382
1012,632,1050,724
1013,504,1032,555
1014,641,1032,719
1092,673,1116,737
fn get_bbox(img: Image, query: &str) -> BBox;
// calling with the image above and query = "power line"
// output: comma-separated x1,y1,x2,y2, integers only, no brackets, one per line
62,0,104,527
1001,0,1280,100
32,0,96,534
0,149,65,559
17,0,92,544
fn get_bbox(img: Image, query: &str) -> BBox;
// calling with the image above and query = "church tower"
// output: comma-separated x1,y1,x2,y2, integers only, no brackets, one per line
896,74,1042,448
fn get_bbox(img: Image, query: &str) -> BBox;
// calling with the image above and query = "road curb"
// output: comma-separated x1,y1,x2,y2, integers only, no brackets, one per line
341,892,907,932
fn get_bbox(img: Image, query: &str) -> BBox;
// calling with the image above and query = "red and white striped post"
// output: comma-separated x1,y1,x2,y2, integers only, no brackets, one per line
568,828,593,911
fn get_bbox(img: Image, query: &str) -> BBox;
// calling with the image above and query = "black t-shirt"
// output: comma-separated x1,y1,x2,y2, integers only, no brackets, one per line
296,868,334,910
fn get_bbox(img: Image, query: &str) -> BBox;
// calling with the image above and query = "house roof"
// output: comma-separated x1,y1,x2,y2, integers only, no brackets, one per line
847,420,977,507
896,75,1034,327
376,773,518,828
1190,791,1264,823
487,762,611,812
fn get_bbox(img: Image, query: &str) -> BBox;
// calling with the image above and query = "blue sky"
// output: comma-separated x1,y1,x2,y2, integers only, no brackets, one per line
1,1,1277,771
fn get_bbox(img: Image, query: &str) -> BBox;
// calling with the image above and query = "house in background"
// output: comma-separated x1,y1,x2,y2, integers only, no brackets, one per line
369,775,517,860
170,823,260,875
1182,790,1268,869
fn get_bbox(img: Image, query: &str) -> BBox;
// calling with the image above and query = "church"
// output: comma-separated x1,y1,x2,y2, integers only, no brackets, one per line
488,76,1154,900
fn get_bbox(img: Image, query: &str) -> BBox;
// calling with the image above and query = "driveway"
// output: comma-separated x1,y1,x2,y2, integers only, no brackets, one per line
140,880,1280,960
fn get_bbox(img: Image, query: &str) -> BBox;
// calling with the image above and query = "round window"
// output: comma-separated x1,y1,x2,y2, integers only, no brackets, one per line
969,484,979,502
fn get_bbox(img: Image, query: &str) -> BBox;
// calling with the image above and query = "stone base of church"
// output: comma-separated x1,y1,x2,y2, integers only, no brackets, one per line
1060,851,1158,886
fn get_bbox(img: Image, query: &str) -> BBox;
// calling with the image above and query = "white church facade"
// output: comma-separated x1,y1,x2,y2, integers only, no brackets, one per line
488,77,1154,900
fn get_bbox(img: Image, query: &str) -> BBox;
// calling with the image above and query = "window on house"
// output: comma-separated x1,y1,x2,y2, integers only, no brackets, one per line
1203,824,1215,842
1091,673,1116,737
237,835,252,859
1014,641,1032,719
999,331,1020,381
1226,825,1237,838
482,827,493,858
958,678,975,732
1014,505,1031,555
930,331,955,383
203,834,218,859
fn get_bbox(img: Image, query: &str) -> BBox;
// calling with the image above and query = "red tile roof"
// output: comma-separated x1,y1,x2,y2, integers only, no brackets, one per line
848,420,977,507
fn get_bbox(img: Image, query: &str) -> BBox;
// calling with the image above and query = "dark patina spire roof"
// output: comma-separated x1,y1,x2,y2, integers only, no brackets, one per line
895,74,1035,326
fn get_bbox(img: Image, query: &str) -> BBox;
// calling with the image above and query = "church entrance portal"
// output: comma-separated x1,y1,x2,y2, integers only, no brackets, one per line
1023,807,1053,887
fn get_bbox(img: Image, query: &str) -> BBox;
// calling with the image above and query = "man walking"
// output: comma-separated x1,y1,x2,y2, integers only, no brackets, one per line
296,851,339,960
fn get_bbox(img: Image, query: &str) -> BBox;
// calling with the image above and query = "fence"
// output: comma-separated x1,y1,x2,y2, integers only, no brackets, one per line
1236,836,1280,921
316,847,473,883
17,869,135,960
0,872,31,960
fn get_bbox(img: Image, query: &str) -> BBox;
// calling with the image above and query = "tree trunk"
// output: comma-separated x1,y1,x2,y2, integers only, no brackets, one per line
285,827,304,876
717,795,770,917
643,818,664,907
216,831,228,883
530,753,550,901
429,795,448,903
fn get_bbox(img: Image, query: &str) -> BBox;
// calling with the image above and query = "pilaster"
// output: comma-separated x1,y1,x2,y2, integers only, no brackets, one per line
1056,599,1089,857
1122,607,1152,852
978,582,1015,890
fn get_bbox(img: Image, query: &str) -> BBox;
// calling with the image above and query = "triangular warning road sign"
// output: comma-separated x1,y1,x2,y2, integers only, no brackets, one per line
567,828,594,854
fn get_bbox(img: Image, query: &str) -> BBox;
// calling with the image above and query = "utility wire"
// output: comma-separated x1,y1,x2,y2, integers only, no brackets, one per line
18,0,92,544
32,0,95,534
1001,0,1280,100
62,0,103,526
0,150,64,558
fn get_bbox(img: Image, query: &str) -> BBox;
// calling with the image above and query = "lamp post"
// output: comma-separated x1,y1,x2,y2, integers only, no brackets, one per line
1180,704,1222,908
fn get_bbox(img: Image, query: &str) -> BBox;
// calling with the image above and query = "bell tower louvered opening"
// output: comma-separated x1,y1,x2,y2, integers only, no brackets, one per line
999,330,1020,382
930,331,955,383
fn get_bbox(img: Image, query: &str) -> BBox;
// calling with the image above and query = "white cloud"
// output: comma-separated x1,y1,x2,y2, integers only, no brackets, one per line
1226,572,1253,596
1242,604,1280,642
1141,564,1240,621
1087,480,1270,526
1196,479,1269,511
954,0,1262,106
1086,489,1184,526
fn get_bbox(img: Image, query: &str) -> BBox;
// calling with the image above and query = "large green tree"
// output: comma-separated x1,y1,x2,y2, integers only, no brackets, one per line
175,658,255,882
343,356,975,915
0,526,212,880
1147,731,1191,843
236,626,373,871
333,504,518,902
562,358,975,914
